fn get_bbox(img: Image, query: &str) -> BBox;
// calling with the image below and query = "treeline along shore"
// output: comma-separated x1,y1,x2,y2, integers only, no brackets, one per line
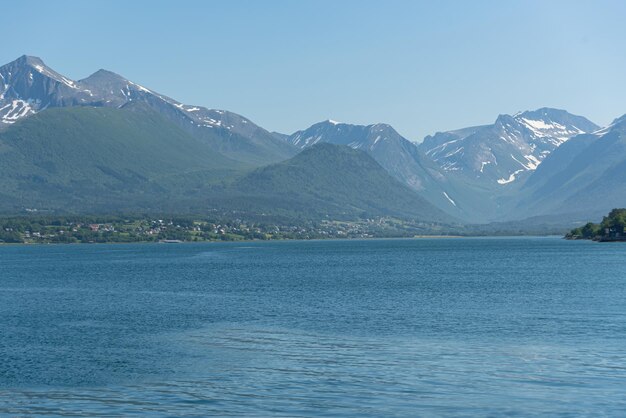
566,209,626,242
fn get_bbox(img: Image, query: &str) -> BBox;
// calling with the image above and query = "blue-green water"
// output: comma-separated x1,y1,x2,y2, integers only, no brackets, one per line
1,237,625,416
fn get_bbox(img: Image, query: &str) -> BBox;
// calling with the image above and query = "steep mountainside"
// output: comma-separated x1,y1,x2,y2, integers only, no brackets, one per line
222,143,454,222
0,55,297,165
1,55,622,226
285,120,469,218
0,104,243,213
0,104,455,223
420,108,599,186
513,115,626,220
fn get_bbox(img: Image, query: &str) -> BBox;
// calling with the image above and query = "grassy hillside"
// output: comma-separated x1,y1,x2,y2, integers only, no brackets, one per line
0,104,245,213
218,143,455,222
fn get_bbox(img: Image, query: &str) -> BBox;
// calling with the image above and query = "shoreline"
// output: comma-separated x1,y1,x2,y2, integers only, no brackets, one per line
0,234,564,247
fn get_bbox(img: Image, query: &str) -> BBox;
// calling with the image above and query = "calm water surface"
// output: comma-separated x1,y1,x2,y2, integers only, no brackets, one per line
1,237,625,416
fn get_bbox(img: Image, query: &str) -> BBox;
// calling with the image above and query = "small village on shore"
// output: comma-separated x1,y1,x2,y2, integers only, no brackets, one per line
0,215,453,244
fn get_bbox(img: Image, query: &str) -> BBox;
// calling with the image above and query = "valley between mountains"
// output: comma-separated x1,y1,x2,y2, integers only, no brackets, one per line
1,55,624,229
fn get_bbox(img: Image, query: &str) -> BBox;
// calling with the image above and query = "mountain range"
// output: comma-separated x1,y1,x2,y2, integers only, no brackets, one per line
285,120,460,216
513,115,626,220
421,108,599,186
1,55,624,226
0,55,297,166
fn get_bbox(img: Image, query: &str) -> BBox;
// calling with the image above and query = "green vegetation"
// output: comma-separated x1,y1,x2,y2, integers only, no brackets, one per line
0,108,454,225
0,104,244,214
0,214,457,244
222,143,453,222
1,209,582,245
566,208,626,241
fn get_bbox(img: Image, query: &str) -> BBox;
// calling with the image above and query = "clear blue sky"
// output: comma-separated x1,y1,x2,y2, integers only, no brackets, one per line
3,0,625,140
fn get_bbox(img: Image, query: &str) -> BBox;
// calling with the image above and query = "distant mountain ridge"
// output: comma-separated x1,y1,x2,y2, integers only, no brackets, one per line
0,55,297,165
513,113,626,220
224,143,454,222
284,120,470,218
286,120,443,191
0,104,241,214
282,109,606,223
0,54,623,225
0,103,454,223
420,108,599,186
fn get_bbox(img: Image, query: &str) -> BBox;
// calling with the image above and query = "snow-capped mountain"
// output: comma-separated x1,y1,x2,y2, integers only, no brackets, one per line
0,56,93,126
513,113,626,220
288,120,442,191
2,55,620,224
285,120,471,218
420,108,599,186
0,55,296,165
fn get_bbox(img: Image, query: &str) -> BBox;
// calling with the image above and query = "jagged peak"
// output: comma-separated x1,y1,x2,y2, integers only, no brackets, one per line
306,119,349,129
299,120,400,140
522,107,567,115
79,69,159,97
368,122,394,130
495,113,517,125
11,55,46,67
81,68,127,82
1,55,53,75
515,108,599,132
593,114,626,136
312,120,393,130
0,55,80,90
610,114,626,126
516,107,572,121
317,119,353,127
94,68,116,75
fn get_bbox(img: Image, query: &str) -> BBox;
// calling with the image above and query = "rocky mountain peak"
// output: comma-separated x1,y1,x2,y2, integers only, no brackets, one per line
420,108,600,187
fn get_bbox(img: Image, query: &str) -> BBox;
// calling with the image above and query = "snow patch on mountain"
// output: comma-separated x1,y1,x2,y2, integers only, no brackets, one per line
0,55,247,136
497,169,524,185
517,117,585,144
0,99,36,124
420,108,600,185
443,191,457,206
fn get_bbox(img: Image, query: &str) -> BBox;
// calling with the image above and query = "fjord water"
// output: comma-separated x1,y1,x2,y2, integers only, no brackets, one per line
1,238,625,416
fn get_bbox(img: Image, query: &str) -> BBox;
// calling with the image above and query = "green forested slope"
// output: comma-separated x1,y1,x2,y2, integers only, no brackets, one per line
219,143,454,222
0,104,244,213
